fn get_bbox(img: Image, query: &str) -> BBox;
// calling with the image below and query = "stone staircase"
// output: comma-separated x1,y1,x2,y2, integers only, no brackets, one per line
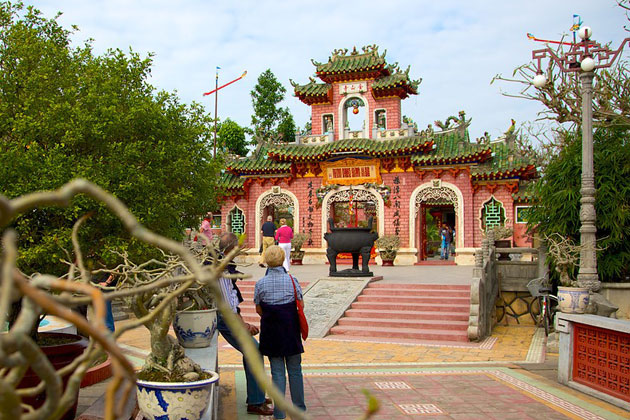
238,280,310,327
328,283,470,342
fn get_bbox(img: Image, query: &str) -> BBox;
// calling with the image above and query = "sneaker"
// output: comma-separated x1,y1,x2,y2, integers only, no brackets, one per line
247,403,274,416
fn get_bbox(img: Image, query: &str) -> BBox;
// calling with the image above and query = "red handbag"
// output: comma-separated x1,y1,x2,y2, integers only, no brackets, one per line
290,275,308,340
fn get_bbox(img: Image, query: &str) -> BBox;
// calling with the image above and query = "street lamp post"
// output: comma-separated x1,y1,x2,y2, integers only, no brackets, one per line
530,27,629,293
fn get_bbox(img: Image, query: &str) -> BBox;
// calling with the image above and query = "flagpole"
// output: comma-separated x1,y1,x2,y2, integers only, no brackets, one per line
203,70,246,157
214,68,219,157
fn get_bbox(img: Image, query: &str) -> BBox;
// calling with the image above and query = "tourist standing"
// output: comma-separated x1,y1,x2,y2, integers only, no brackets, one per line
275,218,293,272
198,212,214,245
440,225,452,260
255,245,306,420
216,232,273,416
260,215,276,267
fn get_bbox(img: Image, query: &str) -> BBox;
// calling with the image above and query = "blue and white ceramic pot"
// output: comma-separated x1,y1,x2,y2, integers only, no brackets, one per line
173,308,217,348
557,286,590,314
136,370,219,420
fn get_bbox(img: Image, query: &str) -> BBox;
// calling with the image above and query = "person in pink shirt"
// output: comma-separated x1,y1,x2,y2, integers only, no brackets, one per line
274,218,293,272
199,212,214,245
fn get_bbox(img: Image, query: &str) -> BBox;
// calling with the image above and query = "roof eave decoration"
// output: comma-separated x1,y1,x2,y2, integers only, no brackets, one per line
314,45,389,83
471,164,537,181
266,137,434,163
291,77,333,105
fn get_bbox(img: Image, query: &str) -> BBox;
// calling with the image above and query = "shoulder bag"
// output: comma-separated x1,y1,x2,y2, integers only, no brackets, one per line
290,275,308,340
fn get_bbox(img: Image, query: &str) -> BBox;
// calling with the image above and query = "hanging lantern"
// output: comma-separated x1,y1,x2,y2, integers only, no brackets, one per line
352,106,359,115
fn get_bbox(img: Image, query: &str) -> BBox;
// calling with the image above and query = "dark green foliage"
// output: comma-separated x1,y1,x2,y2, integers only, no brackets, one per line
0,2,222,275
277,110,296,143
250,69,294,142
527,128,630,282
218,118,248,156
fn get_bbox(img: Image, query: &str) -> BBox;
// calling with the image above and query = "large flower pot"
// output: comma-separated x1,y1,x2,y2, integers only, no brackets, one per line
136,370,220,420
18,332,88,420
495,239,512,261
173,308,217,348
557,286,590,314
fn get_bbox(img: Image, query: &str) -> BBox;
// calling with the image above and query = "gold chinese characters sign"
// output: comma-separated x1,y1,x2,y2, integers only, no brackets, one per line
321,158,381,186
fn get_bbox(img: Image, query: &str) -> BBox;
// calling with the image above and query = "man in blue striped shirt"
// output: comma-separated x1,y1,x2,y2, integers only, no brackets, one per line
216,232,273,416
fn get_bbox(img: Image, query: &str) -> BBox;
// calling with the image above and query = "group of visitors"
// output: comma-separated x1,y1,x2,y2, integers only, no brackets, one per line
217,231,306,419
260,216,294,272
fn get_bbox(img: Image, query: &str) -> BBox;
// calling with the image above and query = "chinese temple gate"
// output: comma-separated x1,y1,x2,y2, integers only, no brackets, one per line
219,46,537,265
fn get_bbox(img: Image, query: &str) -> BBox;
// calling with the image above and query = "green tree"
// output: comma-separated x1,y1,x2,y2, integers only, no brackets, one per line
0,2,222,274
250,68,293,141
527,128,630,282
218,118,248,156
277,110,297,143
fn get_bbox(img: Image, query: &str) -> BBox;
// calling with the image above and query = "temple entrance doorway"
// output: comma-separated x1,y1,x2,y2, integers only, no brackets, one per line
418,204,455,261
257,191,297,250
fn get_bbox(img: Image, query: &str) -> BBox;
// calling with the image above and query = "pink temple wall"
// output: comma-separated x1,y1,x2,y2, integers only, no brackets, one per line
220,169,525,253
310,80,402,139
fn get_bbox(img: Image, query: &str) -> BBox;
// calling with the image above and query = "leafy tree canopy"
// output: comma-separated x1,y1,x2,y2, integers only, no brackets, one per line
0,2,222,275
277,110,297,143
250,68,294,143
218,118,248,156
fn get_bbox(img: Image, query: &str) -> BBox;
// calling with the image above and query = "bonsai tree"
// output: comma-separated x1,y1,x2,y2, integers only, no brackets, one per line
290,232,310,260
375,235,400,261
0,180,308,420
544,233,583,287
483,223,514,241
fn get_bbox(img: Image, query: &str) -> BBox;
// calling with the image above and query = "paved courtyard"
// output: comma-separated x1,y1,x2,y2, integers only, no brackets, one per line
78,265,629,419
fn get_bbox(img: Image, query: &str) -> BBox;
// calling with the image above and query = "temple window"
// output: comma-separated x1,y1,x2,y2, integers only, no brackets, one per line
228,206,245,235
211,214,222,229
375,109,387,130
480,197,505,232
323,114,334,133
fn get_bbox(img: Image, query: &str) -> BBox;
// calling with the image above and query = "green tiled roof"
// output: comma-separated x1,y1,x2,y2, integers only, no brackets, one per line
314,48,386,77
267,137,432,161
291,79,331,104
293,81,330,96
220,172,245,190
513,188,536,203
226,148,292,175
411,131,492,165
471,142,537,180
372,71,420,98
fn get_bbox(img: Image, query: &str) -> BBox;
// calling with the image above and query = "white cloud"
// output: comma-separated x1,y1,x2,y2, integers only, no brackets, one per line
28,0,629,139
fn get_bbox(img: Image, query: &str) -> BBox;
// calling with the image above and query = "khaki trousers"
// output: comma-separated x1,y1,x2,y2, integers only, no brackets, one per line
260,236,276,263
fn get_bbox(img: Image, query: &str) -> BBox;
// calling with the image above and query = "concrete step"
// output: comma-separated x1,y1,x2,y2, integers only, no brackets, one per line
337,317,468,331
350,301,469,313
356,295,470,304
328,325,469,342
367,283,469,291
344,308,469,321
361,288,470,298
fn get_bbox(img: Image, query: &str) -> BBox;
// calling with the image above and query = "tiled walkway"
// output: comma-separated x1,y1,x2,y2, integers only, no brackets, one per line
233,367,628,420
78,265,628,419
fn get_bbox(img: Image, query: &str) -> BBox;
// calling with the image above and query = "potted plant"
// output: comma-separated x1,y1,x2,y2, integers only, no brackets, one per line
545,233,590,314
485,224,514,261
173,246,218,349
291,232,310,265
376,235,400,266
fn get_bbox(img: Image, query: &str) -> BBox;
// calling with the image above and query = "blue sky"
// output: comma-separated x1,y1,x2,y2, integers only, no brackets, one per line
27,0,629,140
